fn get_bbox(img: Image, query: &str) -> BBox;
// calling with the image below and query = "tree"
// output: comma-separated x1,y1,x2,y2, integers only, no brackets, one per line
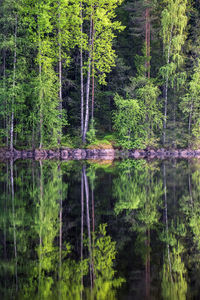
81,0,125,143
160,0,187,144
180,59,200,145
22,0,62,148
113,94,146,148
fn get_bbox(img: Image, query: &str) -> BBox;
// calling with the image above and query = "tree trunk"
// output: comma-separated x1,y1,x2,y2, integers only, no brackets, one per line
3,49,8,148
147,8,150,79
10,15,17,151
145,5,150,79
163,163,173,281
80,1,84,140
38,31,43,149
58,8,62,145
163,28,173,145
83,166,93,289
39,160,43,287
188,102,193,136
83,13,93,143
4,162,9,260
59,164,62,282
11,160,18,291
145,229,150,298
91,16,95,120
81,168,84,298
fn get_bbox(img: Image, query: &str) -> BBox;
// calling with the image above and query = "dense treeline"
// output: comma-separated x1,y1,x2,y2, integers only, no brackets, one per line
0,0,200,149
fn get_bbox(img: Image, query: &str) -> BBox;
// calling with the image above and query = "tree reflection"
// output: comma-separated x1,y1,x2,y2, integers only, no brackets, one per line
0,161,123,300
114,159,163,298
161,162,187,300
82,165,125,300
161,241,187,300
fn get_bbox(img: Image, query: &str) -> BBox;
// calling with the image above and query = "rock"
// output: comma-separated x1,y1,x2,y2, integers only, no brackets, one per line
194,150,200,156
27,151,33,158
5,151,12,158
21,151,28,159
179,150,188,157
149,149,156,156
86,149,100,159
48,150,55,158
47,150,60,159
99,149,115,158
171,150,179,157
14,149,21,158
72,149,86,159
61,150,69,159
34,149,48,160
129,150,141,158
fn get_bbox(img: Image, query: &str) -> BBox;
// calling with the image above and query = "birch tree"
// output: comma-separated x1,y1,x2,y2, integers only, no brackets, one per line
160,0,187,144
81,0,124,143
22,0,61,148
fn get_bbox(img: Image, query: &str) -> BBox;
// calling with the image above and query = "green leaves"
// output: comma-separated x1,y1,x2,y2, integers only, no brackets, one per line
113,76,163,149
113,93,146,148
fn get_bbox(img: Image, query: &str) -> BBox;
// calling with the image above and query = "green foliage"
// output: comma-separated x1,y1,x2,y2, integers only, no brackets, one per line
126,76,163,140
84,0,125,85
180,59,200,144
114,160,163,230
86,118,97,144
113,94,146,149
161,242,187,300
91,224,125,300
161,0,187,67
113,76,163,149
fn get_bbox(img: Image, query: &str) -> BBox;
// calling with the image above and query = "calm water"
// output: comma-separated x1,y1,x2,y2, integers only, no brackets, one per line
1,158,200,299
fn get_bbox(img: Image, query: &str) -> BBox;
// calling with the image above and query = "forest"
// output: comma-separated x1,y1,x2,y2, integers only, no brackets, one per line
0,0,199,150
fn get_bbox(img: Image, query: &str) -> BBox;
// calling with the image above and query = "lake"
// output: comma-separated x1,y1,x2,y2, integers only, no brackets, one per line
0,158,200,299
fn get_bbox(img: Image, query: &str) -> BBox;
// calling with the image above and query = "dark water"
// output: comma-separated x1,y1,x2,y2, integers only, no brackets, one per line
1,158,200,299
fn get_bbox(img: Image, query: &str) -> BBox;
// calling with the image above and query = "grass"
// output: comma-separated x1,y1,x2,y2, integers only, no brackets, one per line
86,133,118,149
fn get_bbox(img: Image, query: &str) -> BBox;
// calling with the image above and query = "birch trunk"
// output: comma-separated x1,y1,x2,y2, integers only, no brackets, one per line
38,31,43,149
163,28,173,145
80,1,84,140
58,8,62,144
163,163,173,281
81,168,84,299
188,102,193,136
91,17,95,120
3,49,8,147
82,13,93,143
59,164,62,282
11,160,18,290
83,166,93,289
10,16,17,151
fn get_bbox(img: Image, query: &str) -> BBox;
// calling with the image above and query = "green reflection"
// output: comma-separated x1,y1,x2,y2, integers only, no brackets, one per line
0,161,123,300
161,241,187,300
88,224,125,300
114,160,163,297
161,163,188,300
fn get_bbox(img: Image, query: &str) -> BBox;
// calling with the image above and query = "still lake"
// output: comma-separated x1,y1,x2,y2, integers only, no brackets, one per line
1,158,200,299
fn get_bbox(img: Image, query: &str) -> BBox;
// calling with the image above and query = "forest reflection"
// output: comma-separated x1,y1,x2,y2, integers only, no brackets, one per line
0,160,123,300
1,159,200,299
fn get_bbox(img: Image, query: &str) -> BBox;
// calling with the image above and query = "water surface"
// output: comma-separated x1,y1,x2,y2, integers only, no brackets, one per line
0,158,200,299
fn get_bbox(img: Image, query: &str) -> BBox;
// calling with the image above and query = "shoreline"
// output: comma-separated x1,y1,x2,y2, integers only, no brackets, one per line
1,148,200,161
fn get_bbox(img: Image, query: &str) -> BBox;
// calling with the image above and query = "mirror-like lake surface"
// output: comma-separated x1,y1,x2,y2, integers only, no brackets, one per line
1,158,200,299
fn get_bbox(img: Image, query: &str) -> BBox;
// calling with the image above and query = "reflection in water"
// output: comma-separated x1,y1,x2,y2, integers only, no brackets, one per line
161,163,187,300
114,159,163,298
2,159,200,298
0,161,123,300
161,241,187,300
